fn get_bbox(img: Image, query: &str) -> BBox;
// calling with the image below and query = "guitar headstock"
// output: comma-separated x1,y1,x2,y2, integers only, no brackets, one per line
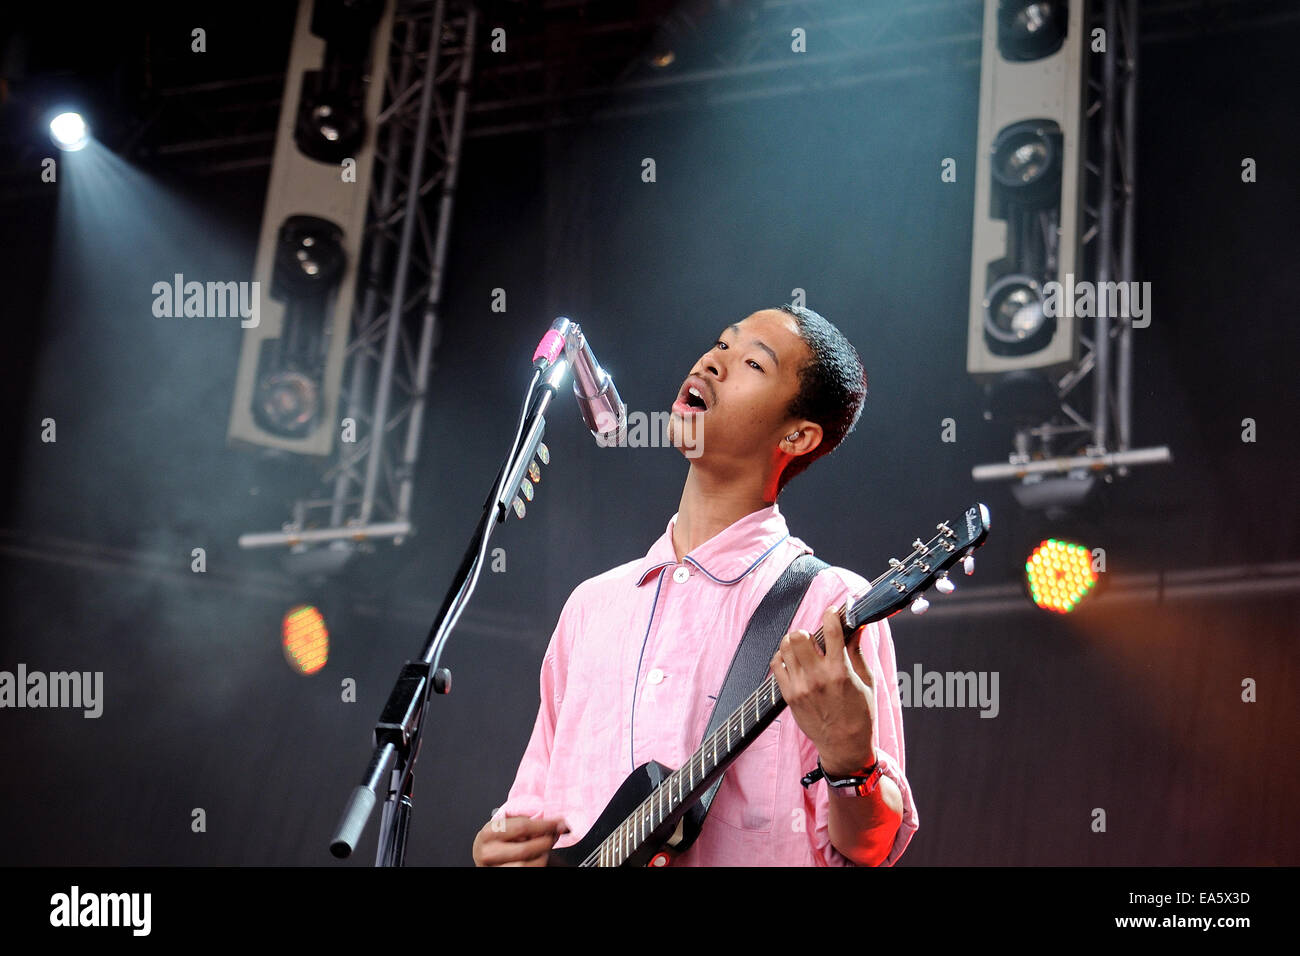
845,503,991,627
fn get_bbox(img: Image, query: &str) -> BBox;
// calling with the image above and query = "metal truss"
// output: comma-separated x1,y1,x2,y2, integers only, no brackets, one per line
238,0,479,551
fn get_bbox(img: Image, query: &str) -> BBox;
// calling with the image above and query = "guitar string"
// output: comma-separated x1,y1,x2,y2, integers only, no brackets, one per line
582,525,961,865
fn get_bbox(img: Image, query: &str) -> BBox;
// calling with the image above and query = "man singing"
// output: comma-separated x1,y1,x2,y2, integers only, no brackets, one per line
472,305,917,866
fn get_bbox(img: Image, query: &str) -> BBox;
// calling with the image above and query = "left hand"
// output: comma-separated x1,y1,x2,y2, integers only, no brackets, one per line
770,604,877,777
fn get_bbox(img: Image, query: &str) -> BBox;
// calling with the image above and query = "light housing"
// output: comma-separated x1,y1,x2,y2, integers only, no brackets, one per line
998,1,1068,62
983,274,1056,357
991,119,1063,210
254,369,321,438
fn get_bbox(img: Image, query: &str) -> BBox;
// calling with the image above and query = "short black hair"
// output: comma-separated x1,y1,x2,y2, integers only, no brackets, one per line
775,304,868,494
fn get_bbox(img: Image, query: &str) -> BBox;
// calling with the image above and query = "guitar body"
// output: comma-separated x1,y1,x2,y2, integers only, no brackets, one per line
547,761,707,867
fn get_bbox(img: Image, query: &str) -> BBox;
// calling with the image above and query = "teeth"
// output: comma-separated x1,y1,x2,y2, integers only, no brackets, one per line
688,387,702,399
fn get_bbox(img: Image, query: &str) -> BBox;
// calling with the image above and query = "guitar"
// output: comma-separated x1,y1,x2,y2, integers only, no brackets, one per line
547,503,993,866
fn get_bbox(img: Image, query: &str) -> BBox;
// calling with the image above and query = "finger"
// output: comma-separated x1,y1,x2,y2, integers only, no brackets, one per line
497,816,568,841
771,647,792,698
482,830,563,865
781,628,821,671
844,629,876,689
821,604,847,660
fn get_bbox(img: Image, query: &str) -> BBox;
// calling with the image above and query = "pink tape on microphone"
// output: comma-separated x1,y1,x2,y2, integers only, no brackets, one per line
532,329,566,366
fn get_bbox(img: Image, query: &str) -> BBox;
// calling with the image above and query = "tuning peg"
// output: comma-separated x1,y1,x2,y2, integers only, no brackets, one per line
537,442,550,465
519,479,535,501
527,461,541,483
511,497,526,519
909,595,930,615
962,554,975,576
934,573,955,594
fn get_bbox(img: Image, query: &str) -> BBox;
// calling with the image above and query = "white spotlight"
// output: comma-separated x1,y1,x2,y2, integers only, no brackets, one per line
49,112,89,152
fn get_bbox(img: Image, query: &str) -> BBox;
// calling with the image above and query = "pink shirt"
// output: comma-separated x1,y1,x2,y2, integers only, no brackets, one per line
499,503,918,866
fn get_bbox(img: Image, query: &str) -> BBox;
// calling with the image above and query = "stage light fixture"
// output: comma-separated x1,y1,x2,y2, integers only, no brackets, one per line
283,605,329,675
998,0,1068,62
295,85,366,164
251,216,346,439
272,216,347,298
292,0,383,165
983,274,1055,356
1025,538,1097,613
49,112,89,151
991,119,1063,209
255,369,321,439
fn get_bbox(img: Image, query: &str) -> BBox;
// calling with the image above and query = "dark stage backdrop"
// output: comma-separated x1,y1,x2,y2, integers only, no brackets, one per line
0,17,1296,865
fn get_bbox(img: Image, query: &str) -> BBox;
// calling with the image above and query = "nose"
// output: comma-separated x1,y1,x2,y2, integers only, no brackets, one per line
700,345,725,381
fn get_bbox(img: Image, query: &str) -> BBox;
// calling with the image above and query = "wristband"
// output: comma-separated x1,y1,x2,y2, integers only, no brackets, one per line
801,757,885,796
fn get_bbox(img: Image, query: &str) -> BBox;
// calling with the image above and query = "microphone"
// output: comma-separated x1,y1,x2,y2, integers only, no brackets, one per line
529,317,627,441
566,321,626,442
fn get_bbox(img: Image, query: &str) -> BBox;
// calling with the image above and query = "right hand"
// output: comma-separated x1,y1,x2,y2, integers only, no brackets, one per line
472,815,569,866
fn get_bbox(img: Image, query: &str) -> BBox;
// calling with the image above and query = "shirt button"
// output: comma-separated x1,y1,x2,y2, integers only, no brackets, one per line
647,668,665,684
672,566,690,583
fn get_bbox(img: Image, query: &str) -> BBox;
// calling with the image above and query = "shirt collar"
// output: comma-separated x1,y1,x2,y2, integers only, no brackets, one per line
634,503,801,587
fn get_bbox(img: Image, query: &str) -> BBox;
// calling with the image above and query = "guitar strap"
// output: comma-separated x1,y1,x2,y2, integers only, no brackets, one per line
695,552,830,820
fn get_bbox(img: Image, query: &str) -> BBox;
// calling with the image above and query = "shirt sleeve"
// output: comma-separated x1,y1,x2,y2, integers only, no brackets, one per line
801,588,920,866
495,589,581,821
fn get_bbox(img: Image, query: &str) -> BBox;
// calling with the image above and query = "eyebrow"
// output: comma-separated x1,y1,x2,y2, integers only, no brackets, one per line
724,324,780,368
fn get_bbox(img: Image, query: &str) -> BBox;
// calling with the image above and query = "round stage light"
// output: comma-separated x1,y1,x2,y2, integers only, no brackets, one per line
294,89,366,164
1025,538,1097,613
991,119,1063,206
283,605,329,675
273,216,346,298
49,112,89,152
998,1,1068,62
983,274,1056,356
254,369,321,438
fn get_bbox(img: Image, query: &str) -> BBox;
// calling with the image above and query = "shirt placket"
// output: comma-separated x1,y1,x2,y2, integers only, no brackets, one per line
629,560,692,769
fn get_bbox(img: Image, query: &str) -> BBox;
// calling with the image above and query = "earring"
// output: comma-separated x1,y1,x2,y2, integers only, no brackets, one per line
786,433,800,442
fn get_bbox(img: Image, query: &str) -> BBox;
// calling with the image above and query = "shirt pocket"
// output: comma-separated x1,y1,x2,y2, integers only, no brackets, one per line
711,718,782,832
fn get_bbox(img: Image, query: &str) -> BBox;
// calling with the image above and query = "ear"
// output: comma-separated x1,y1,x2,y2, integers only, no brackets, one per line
780,421,823,458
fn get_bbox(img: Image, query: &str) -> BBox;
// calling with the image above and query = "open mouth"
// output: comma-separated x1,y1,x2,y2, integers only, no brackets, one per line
674,377,712,415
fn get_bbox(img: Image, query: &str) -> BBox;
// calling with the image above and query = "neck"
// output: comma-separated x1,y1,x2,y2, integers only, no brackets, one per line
671,463,775,562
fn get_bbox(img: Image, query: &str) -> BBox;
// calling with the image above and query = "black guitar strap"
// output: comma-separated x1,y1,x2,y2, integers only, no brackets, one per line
695,552,830,820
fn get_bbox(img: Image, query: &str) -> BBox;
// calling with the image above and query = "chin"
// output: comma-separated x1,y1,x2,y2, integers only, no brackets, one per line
667,410,706,460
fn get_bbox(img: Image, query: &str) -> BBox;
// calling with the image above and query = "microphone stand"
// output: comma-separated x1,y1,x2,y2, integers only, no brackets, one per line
329,356,569,865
